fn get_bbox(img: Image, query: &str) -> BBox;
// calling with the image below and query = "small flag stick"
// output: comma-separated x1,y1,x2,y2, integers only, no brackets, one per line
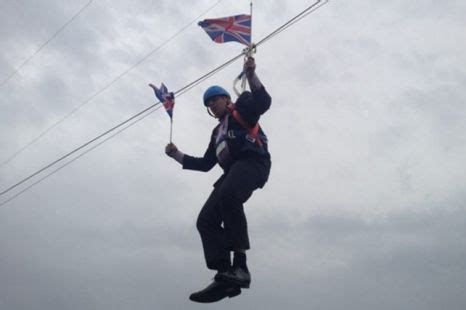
170,118,173,143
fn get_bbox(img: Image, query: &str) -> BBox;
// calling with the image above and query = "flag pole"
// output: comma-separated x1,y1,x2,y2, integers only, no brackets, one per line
250,0,253,45
232,2,255,96
170,118,173,143
240,0,253,92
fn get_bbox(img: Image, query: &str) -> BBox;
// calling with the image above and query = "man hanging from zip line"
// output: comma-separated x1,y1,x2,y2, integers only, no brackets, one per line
165,56,271,303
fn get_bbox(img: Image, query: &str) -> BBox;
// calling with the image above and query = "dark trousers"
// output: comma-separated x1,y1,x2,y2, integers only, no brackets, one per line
196,158,270,271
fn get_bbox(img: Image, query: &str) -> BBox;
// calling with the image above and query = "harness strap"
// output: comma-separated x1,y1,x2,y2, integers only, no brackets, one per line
227,104,263,146
226,130,267,143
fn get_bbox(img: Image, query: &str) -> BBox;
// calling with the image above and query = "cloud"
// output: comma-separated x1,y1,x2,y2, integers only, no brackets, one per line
1,0,466,309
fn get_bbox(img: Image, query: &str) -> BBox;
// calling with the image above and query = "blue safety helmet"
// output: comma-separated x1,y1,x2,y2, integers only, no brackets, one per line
203,85,230,106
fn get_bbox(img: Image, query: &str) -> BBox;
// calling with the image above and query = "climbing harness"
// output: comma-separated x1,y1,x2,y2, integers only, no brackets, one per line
227,103,264,147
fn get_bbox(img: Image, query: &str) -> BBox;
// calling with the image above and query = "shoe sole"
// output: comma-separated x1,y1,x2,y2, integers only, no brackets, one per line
227,287,242,298
189,287,241,303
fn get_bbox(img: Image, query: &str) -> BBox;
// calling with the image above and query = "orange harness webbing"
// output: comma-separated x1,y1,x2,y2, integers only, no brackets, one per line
227,104,263,146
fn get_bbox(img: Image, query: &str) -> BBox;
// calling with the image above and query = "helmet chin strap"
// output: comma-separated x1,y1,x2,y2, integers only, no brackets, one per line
207,99,233,119
207,107,226,119
207,107,215,118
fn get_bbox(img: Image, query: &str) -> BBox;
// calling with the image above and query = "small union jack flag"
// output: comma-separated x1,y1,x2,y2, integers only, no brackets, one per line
149,83,174,119
198,14,251,46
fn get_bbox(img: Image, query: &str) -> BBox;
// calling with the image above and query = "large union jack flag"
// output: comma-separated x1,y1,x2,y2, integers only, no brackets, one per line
198,14,251,46
149,83,174,119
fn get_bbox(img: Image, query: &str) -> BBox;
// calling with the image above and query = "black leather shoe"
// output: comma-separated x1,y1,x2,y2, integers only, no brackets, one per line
215,266,251,289
189,280,241,303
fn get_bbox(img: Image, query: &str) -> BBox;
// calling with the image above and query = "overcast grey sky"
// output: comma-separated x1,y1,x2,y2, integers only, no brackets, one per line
1,0,466,309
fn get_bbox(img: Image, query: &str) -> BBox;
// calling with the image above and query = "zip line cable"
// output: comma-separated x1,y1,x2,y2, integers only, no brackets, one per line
176,53,245,97
255,0,328,47
0,0,94,88
0,0,328,206
0,0,223,170
0,99,163,199
0,105,163,208
0,51,245,200
0,53,244,205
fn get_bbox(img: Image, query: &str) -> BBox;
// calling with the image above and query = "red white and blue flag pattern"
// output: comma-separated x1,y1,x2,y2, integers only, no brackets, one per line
149,83,174,119
198,14,251,46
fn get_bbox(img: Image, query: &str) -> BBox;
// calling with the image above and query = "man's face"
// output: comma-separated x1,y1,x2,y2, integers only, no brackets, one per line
206,95,229,118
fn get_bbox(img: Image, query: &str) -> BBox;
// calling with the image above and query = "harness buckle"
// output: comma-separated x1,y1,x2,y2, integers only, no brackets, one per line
227,130,236,139
245,134,256,143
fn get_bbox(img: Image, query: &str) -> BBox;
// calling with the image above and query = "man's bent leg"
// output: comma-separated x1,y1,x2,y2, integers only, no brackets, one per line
218,159,266,251
196,185,231,271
